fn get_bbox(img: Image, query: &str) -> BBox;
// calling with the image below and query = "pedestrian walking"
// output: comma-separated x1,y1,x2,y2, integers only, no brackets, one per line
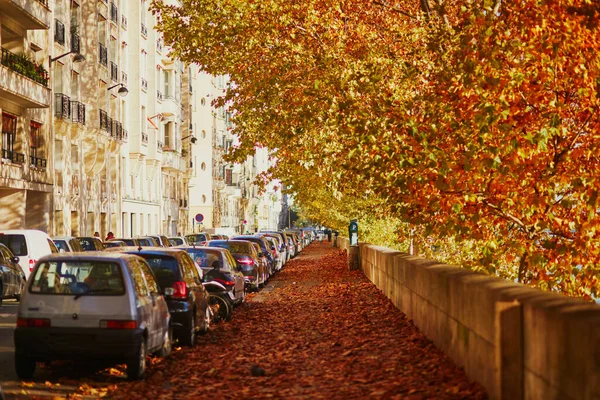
105,231,115,241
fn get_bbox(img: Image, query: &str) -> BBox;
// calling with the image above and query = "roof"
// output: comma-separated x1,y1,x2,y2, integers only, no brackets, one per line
38,252,140,263
105,246,187,256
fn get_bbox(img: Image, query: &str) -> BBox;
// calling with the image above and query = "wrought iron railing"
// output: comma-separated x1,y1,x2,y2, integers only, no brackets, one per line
71,32,80,53
1,48,49,86
157,90,163,101
122,129,128,141
121,15,127,29
30,156,47,169
157,141,163,151
141,23,147,37
110,3,118,23
2,150,25,164
141,78,148,91
110,61,118,81
70,101,85,124
156,39,163,53
99,43,108,66
141,132,148,143
111,120,123,139
54,93,70,119
54,20,65,45
121,71,127,83
36,0,48,6
99,109,109,131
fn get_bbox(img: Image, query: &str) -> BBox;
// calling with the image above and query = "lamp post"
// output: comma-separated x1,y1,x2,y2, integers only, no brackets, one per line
107,83,128,97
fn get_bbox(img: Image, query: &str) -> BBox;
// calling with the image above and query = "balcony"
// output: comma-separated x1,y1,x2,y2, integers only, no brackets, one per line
157,90,163,101
0,0,51,30
54,19,65,46
161,149,184,172
99,43,108,67
121,71,127,84
99,109,109,132
141,78,148,92
141,23,147,38
141,132,148,144
2,149,25,164
71,32,80,53
0,48,50,108
157,141,163,152
121,15,127,29
70,101,85,124
54,93,70,119
110,61,118,81
110,2,118,24
161,95,180,117
30,156,47,169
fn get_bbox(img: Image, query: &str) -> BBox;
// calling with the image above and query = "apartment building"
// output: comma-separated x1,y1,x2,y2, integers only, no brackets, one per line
0,0,52,229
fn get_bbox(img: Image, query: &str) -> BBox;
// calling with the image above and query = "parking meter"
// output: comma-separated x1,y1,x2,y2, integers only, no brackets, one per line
348,219,358,246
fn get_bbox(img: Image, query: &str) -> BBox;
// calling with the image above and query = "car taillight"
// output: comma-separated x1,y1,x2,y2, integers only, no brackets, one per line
29,258,36,271
200,241,208,246
17,318,50,328
238,258,254,265
171,281,188,299
212,277,235,287
100,320,137,329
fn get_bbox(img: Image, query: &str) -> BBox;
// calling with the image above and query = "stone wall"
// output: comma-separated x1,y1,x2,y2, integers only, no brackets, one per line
336,237,600,400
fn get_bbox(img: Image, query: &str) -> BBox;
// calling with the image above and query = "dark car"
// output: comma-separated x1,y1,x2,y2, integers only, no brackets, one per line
104,240,126,249
136,237,160,247
186,233,212,246
77,237,105,251
0,243,26,304
232,235,275,276
178,246,246,305
206,240,265,291
113,247,210,347
112,238,141,247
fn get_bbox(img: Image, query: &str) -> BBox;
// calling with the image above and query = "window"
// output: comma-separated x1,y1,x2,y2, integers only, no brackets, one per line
164,70,170,97
164,122,172,148
202,195,206,204
2,113,17,159
30,261,124,295
130,260,149,296
201,129,206,139
141,106,146,134
30,122,42,160
201,162,206,171
139,261,160,294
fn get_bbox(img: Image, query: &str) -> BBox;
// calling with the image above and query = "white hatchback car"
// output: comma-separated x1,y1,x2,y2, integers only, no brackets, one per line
14,252,172,380
0,230,58,278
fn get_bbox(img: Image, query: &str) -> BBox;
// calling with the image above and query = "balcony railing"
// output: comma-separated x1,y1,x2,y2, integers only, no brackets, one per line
141,132,148,143
36,0,48,6
99,43,108,66
121,15,128,29
122,129,128,141
70,101,85,124
110,61,118,81
141,78,148,91
121,71,127,83
30,156,47,169
141,23,147,37
54,20,65,45
111,119,123,139
71,32,80,53
157,141,163,151
157,90,163,101
99,109,109,131
1,48,49,87
2,150,25,164
54,93,70,119
156,39,163,53
110,3,118,23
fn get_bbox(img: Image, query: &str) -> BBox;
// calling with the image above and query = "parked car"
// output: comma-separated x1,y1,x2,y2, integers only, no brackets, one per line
148,235,170,247
104,240,126,249
251,242,270,282
261,235,284,271
232,235,276,276
168,236,188,247
0,230,58,278
14,252,172,380
0,243,26,304
77,237,106,251
185,233,212,246
136,237,160,247
111,248,210,347
179,246,245,305
52,237,84,253
206,240,265,291
260,231,288,264
111,238,141,247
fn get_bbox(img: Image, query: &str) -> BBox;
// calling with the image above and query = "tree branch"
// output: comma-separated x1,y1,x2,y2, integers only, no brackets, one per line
372,1,417,19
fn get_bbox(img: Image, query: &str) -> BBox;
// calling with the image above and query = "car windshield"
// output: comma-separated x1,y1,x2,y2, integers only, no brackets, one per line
79,238,98,251
169,238,184,246
30,261,125,296
54,240,69,252
185,248,221,268
209,241,250,254
135,254,180,288
121,239,136,246
0,234,27,256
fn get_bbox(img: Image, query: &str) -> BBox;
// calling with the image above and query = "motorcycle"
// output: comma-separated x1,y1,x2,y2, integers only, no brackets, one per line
202,280,233,322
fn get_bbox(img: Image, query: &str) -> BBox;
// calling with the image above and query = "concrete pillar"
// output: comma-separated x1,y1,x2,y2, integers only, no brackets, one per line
495,301,523,400
348,246,360,271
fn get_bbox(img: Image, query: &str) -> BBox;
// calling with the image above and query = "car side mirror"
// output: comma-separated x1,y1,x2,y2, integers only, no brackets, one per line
11,256,19,263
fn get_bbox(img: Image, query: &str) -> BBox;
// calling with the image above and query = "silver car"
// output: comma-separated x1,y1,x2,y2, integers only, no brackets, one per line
14,252,172,380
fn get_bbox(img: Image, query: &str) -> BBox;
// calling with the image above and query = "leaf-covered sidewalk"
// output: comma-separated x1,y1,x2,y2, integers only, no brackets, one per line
107,242,487,399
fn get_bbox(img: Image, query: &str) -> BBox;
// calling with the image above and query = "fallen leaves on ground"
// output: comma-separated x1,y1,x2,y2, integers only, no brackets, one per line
17,242,487,399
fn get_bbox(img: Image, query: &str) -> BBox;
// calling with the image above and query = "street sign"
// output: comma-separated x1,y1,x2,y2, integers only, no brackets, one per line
195,213,204,223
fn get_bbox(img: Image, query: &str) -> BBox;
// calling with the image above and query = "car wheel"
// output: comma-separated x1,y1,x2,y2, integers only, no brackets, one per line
15,353,36,379
199,306,210,335
15,279,25,302
180,314,195,347
157,328,172,358
127,338,147,380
